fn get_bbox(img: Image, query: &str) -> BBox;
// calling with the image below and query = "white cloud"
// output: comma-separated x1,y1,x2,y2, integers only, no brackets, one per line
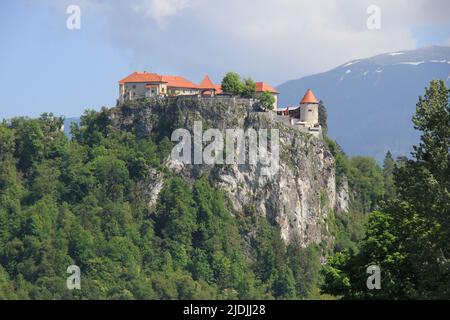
35,0,450,84
132,0,192,27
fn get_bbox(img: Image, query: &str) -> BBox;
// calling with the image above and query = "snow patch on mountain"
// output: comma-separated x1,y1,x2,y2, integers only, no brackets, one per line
342,60,360,67
388,52,404,56
397,61,425,66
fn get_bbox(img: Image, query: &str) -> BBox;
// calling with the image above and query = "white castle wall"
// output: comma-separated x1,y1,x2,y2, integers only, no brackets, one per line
299,102,319,126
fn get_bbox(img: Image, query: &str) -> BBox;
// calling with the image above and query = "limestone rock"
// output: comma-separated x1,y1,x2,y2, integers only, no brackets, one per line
110,96,349,248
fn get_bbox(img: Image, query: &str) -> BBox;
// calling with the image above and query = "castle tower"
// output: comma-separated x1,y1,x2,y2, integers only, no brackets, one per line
299,89,319,127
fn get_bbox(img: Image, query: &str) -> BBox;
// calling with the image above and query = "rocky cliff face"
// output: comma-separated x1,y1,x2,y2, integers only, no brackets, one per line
110,96,349,247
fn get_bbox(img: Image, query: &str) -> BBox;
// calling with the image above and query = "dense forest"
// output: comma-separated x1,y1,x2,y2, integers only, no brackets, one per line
0,80,447,299
321,80,449,299
0,107,325,299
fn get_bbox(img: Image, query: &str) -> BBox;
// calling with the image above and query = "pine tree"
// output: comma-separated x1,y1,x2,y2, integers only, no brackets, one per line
318,100,328,134
382,150,396,199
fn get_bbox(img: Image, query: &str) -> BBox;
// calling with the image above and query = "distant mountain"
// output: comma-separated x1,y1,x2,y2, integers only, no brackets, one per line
277,46,450,161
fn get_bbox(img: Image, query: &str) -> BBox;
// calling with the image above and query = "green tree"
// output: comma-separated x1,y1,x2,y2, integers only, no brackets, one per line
348,157,384,213
382,151,396,199
0,126,15,161
318,100,328,134
324,137,350,186
241,78,256,98
272,265,296,299
287,242,321,298
0,265,16,299
221,72,244,96
155,177,197,268
258,91,276,111
12,119,45,172
90,155,131,201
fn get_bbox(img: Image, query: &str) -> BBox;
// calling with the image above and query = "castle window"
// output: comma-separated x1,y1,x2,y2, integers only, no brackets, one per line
132,85,136,89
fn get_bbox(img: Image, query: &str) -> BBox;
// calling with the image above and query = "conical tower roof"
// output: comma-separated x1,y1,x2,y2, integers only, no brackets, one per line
300,89,319,104
199,75,215,89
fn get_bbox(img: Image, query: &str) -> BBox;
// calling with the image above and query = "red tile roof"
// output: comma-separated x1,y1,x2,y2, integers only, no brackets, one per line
300,89,318,104
255,82,279,94
199,75,216,89
199,75,222,94
119,71,162,84
119,72,199,89
120,72,272,97
161,75,199,89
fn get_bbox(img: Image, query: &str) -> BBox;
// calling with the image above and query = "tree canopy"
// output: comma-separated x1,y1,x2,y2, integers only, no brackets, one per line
221,72,256,98
258,91,276,111
0,108,324,299
321,80,450,299
221,72,244,96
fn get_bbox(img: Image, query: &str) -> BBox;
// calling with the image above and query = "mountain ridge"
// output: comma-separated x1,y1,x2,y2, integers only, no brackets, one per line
277,46,450,161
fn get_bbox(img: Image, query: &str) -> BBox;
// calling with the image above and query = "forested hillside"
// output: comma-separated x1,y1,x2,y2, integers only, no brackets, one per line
0,109,328,299
1,81,443,300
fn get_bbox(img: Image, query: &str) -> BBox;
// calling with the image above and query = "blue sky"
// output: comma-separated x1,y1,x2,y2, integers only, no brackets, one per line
0,1,130,118
0,0,449,119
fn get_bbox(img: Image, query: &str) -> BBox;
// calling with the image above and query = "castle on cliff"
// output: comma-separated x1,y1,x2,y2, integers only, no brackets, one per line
118,71,279,109
117,71,321,137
